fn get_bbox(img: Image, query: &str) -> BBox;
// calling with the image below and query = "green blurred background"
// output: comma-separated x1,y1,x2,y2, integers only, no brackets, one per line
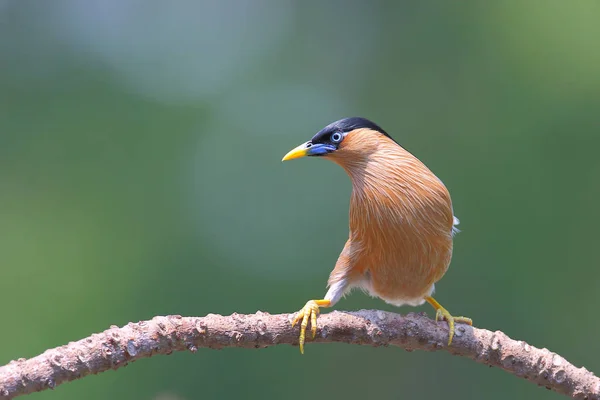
2,1,600,399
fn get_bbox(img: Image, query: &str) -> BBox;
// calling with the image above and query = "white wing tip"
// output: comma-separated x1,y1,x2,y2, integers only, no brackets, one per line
452,216,461,236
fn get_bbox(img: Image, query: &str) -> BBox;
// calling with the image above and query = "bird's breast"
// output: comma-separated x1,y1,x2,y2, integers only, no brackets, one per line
346,170,455,302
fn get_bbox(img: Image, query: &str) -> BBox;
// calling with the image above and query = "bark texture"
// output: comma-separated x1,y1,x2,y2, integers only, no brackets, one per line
0,310,597,399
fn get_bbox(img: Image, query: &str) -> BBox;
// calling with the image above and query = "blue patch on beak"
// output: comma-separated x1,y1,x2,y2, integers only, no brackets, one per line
306,143,337,156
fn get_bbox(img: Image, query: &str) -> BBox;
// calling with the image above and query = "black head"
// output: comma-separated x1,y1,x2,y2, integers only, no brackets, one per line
282,117,398,161
310,117,396,146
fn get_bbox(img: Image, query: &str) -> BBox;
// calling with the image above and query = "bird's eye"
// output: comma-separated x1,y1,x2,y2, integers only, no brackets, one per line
331,132,343,143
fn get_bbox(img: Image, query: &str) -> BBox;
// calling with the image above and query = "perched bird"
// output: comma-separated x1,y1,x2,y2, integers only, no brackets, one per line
282,117,472,354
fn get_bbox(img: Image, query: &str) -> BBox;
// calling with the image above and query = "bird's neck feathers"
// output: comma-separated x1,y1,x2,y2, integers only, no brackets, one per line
329,129,428,196
328,129,454,233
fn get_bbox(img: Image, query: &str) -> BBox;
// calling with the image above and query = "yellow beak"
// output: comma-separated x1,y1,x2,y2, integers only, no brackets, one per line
281,142,310,161
282,142,337,161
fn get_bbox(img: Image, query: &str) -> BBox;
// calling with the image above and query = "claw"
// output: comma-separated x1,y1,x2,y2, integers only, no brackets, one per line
437,308,472,345
425,296,472,346
435,308,443,323
290,299,330,354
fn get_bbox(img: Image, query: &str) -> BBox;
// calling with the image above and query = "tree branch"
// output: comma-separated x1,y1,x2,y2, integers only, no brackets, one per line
0,310,597,399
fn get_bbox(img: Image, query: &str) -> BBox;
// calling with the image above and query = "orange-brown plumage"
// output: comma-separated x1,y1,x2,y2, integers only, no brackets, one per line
327,128,455,305
282,117,471,353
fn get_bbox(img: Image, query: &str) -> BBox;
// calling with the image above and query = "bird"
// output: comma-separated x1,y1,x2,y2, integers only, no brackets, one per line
281,117,472,354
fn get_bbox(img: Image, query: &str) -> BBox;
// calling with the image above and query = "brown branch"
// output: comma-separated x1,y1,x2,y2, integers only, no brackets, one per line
0,310,597,399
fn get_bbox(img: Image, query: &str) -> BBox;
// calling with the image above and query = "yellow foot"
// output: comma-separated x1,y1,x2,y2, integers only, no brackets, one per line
291,299,331,354
425,296,472,346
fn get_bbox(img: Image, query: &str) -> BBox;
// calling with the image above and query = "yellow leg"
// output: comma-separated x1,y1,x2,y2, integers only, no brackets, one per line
425,296,472,346
291,299,331,354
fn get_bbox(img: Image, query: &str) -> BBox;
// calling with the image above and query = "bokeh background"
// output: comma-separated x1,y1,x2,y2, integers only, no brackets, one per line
2,1,600,399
